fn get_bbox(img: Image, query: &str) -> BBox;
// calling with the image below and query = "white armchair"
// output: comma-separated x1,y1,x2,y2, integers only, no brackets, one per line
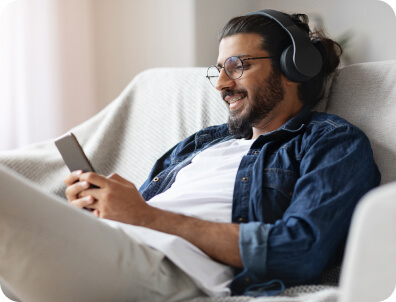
1,61,396,301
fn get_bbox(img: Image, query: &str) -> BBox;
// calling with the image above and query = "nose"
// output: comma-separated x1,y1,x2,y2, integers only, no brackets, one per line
215,68,236,91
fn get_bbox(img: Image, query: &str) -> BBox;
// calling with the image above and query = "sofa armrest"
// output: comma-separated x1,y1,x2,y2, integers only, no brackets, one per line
340,182,396,302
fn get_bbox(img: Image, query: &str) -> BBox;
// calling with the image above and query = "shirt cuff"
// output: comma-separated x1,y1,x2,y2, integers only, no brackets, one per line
239,221,271,277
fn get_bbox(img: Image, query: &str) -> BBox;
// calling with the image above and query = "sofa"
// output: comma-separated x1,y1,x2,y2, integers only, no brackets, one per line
1,61,395,301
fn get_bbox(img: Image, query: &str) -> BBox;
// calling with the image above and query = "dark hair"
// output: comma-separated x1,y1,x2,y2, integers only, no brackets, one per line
219,12,342,108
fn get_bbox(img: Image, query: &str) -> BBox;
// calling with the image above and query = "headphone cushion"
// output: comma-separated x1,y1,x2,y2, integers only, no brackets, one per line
280,45,311,83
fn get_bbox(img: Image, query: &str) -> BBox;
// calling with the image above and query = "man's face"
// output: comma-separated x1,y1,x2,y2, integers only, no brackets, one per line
216,33,285,138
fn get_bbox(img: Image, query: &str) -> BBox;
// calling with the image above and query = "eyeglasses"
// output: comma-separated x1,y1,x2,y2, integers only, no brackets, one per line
206,56,273,87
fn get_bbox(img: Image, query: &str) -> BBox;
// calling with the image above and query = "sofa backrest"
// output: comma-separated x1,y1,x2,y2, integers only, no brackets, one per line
130,62,396,186
1,62,394,197
326,60,396,185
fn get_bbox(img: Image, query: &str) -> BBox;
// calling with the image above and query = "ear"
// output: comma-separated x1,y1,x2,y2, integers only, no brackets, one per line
281,74,299,87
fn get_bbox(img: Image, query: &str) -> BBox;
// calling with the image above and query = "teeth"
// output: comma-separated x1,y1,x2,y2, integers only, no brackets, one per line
228,96,244,104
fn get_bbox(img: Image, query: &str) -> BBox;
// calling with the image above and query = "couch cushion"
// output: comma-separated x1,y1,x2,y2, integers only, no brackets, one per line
326,61,396,184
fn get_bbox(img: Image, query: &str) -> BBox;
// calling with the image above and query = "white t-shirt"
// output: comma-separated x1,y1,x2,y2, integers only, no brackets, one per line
147,138,254,222
104,138,254,296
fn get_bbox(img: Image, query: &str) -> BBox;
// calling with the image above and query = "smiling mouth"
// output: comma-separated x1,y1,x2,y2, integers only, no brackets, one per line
222,90,248,109
228,95,244,104
225,94,247,111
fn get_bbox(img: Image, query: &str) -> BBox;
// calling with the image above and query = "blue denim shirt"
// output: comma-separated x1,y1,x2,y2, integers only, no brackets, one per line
139,108,380,296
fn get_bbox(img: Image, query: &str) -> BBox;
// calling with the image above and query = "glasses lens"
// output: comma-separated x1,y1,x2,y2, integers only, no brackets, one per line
207,66,220,87
224,57,243,79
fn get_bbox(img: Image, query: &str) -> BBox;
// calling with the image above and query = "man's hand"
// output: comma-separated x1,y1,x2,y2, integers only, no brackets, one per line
64,171,150,225
64,171,243,268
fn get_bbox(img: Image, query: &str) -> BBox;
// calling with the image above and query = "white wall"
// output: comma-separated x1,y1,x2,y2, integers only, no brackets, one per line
193,0,396,66
193,0,258,67
93,0,396,110
251,0,396,64
2,0,395,148
54,0,98,133
92,0,196,110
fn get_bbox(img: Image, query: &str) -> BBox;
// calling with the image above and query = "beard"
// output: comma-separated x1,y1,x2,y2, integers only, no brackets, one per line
225,70,285,139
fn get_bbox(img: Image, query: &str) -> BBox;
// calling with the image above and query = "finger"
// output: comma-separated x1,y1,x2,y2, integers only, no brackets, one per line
77,186,101,201
70,195,96,209
65,181,90,202
64,170,83,186
79,172,108,188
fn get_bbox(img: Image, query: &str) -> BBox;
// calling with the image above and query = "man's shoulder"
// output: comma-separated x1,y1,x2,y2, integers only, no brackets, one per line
310,111,353,127
309,111,362,133
294,110,373,151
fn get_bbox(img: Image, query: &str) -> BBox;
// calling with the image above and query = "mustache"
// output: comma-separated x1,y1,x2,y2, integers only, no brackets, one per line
221,89,248,101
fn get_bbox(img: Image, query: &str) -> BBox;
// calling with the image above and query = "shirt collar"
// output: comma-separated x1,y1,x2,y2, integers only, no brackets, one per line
280,106,313,132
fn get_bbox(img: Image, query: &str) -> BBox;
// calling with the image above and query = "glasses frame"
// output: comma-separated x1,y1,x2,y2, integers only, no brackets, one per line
206,56,273,87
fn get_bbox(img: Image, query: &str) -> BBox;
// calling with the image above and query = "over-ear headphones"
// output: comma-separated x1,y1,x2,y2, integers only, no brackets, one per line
245,9,322,83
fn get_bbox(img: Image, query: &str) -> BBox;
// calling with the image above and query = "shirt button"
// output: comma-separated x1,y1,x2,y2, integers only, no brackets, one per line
242,177,248,182
238,217,246,222
244,277,251,283
153,177,160,182
253,150,260,155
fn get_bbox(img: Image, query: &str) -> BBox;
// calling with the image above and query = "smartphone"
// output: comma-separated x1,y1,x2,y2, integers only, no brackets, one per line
55,132,96,173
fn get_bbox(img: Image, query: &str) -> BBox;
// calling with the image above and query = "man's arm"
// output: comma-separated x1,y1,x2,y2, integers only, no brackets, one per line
145,205,242,267
235,125,381,286
65,171,243,268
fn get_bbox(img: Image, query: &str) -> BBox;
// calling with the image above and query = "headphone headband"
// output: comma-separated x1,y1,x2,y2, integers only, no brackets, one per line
245,9,322,82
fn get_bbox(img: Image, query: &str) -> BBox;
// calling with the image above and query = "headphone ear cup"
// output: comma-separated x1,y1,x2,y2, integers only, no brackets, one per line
280,45,311,83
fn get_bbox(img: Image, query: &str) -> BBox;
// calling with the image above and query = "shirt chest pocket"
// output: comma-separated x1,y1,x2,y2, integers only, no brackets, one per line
252,168,298,223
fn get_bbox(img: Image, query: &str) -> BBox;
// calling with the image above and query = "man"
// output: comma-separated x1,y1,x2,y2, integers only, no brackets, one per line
0,9,380,302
